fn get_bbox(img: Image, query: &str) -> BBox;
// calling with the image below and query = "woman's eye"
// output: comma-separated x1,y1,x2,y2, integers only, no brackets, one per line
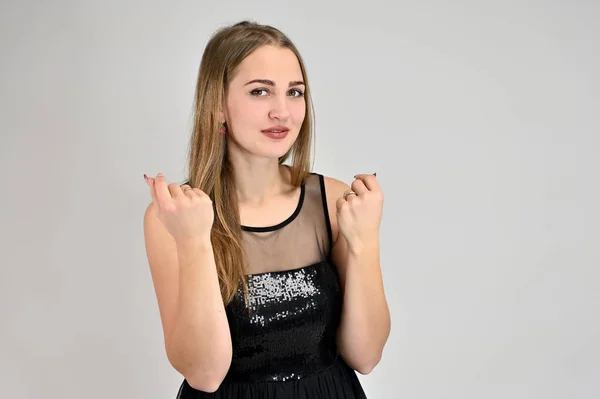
250,89,268,96
250,88,304,97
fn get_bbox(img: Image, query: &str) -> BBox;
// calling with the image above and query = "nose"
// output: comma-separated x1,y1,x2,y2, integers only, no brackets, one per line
268,96,290,121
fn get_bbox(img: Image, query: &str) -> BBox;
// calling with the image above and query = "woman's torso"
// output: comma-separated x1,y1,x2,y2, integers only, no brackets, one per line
177,172,367,398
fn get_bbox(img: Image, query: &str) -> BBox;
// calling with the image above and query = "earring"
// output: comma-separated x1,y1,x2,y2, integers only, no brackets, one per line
218,122,227,135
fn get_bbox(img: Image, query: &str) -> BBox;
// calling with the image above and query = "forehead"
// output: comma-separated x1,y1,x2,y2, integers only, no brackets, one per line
234,45,303,82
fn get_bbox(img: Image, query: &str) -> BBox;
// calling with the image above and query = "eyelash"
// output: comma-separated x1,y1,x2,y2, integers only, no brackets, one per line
249,88,304,97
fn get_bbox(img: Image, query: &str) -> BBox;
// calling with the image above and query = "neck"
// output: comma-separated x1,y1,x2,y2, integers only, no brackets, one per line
229,154,290,206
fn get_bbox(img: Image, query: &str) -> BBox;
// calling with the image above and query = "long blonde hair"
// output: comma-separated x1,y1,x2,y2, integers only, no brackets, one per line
185,20,315,306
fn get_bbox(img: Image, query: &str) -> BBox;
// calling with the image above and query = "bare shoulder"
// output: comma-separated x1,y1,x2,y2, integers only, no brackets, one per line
143,201,180,349
322,175,351,195
320,174,352,289
144,200,158,221
321,175,351,244
144,201,172,243
143,200,178,284
143,200,177,277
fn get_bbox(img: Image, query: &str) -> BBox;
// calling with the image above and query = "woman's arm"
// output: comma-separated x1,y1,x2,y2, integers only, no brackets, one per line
324,176,391,374
144,202,232,392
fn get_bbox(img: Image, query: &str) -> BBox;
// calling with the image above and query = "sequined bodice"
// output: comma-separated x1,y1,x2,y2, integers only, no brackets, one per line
223,261,342,382
220,172,342,383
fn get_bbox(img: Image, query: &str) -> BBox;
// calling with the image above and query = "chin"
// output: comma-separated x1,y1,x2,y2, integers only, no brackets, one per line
258,149,292,160
256,141,296,159
233,134,297,160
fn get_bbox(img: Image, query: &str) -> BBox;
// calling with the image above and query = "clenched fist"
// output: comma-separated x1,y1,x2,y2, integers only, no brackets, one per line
145,173,214,244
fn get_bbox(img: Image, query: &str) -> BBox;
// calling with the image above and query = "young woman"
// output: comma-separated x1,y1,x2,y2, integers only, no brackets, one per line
143,20,390,398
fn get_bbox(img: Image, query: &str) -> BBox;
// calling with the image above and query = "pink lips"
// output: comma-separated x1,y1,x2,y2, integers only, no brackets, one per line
261,126,289,139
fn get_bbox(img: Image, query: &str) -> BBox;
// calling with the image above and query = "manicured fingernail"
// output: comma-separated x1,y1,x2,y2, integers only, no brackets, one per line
373,172,377,176
143,174,148,182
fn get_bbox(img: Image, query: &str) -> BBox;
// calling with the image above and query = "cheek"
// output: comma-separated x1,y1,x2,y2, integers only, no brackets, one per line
291,101,306,124
228,98,263,127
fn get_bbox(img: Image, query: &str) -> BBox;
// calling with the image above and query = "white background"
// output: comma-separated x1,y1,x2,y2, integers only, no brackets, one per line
1,0,599,398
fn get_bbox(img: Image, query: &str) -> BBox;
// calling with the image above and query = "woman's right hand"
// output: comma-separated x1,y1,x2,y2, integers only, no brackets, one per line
145,173,215,245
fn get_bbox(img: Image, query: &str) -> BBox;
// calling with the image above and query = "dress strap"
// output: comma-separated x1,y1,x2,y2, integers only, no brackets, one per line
316,173,334,255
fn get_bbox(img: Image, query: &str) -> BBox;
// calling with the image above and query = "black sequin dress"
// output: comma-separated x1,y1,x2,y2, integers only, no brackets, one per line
176,172,367,398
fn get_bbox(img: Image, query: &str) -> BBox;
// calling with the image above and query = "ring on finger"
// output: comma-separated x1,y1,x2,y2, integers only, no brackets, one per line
343,190,357,201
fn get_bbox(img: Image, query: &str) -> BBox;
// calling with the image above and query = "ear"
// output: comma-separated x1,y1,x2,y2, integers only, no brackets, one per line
218,107,229,124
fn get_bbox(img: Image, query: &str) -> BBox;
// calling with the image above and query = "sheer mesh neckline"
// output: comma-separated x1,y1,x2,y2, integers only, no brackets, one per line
244,260,327,278
240,182,306,233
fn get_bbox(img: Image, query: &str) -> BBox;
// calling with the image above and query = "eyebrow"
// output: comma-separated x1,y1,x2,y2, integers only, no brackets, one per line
244,79,305,87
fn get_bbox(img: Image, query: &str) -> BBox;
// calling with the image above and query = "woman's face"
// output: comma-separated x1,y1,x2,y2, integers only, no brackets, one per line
223,45,306,160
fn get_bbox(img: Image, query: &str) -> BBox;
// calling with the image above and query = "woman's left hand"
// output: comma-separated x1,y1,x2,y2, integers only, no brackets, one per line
336,173,384,252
